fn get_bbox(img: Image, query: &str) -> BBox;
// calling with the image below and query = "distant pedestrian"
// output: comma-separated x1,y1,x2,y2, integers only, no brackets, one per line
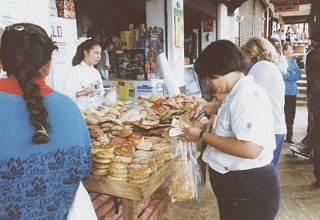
282,42,302,143
97,40,114,80
241,37,286,167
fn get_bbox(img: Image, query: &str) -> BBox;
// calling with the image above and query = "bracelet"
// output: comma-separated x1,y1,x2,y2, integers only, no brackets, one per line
199,131,205,140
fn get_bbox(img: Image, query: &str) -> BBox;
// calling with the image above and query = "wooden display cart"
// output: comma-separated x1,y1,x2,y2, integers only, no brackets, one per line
83,161,172,220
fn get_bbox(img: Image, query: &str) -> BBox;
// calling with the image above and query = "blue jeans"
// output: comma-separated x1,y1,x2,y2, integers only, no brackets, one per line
272,134,285,167
209,164,281,220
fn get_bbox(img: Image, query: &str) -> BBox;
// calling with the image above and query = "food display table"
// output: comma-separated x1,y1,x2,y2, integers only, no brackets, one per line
84,161,172,220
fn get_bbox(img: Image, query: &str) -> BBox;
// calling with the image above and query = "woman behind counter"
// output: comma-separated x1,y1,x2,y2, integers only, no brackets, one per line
62,39,106,111
282,42,302,143
184,40,280,220
0,23,93,219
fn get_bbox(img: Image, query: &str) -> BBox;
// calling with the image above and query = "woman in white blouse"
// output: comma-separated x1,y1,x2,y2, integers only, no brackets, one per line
62,39,106,111
184,40,280,220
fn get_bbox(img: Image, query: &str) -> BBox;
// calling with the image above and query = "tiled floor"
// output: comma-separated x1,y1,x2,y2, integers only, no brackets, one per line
163,106,320,220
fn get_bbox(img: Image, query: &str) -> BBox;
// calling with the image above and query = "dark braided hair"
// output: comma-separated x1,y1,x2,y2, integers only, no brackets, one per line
72,39,100,66
0,23,57,144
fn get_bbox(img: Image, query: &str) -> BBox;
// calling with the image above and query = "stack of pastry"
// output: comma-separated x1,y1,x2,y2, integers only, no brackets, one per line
91,144,115,176
152,142,172,162
108,156,132,182
107,141,135,182
172,158,195,201
128,150,155,185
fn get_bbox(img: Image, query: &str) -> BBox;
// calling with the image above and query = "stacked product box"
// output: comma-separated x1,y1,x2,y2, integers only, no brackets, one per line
56,0,76,19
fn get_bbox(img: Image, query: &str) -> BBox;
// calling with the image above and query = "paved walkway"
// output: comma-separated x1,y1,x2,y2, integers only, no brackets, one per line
163,106,320,220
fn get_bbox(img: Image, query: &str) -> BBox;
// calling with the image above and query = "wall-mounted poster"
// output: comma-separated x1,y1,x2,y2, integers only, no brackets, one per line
174,8,184,48
202,16,214,32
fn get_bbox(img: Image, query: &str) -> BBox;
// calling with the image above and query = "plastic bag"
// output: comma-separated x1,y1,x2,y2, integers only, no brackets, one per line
66,182,98,220
170,137,203,202
104,86,117,106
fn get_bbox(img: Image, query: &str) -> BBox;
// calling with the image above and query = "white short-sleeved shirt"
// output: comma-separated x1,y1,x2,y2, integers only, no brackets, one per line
97,51,109,80
202,76,276,174
248,61,287,134
61,61,104,111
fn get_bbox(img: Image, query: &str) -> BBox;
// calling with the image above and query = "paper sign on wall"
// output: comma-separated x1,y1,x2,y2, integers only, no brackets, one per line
174,8,184,48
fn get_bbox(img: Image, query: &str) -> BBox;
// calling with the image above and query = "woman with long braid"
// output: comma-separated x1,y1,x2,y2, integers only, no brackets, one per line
0,23,94,219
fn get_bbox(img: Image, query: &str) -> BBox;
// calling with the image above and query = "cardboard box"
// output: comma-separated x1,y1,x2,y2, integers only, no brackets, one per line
134,79,164,101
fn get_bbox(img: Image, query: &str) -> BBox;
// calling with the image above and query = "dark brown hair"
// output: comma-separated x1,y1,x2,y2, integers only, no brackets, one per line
0,23,57,144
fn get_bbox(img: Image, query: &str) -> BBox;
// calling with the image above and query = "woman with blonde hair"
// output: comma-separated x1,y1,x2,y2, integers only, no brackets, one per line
241,37,286,167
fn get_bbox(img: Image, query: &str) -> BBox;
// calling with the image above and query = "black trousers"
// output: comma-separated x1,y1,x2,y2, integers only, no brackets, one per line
209,164,280,220
284,95,297,138
311,94,320,182
302,94,313,146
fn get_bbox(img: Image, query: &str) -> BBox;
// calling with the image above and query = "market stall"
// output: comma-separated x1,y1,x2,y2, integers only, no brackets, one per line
81,94,205,219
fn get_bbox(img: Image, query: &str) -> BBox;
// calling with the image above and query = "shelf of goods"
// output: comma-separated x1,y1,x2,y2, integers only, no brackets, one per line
82,94,205,219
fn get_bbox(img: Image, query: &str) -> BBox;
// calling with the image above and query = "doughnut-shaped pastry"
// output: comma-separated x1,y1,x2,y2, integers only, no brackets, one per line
115,144,135,157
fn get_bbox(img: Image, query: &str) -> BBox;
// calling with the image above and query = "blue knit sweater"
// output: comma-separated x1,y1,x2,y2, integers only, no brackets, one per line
0,92,91,220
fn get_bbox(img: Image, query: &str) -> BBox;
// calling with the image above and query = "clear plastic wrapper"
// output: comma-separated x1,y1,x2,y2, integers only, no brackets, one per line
170,137,203,202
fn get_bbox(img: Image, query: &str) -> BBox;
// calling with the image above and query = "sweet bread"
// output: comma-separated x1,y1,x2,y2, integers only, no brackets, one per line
145,136,163,144
110,172,128,178
112,156,133,164
134,150,153,159
96,151,115,159
119,129,133,138
131,157,153,165
129,134,144,145
112,125,124,131
110,137,127,144
115,144,135,157
109,167,128,174
93,157,112,164
101,127,112,133
108,108,121,117
84,108,96,115
93,162,110,169
128,164,149,172
87,124,100,130
110,162,129,169
108,175,128,182
93,110,105,117
100,122,113,128
91,169,108,176
90,128,104,138
129,168,153,176
111,130,121,136
136,141,152,151
97,134,110,144
104,114,117,119
129,174,150,181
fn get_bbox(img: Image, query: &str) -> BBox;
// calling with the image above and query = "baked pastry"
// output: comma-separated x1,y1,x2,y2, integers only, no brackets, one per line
101,127,112,133
129,174,150,181
109,167,128,174
119,129,133,138
110,162,129,169
172,160,195,201
93,157,112,164
110,137,127,144
109,172,128,178
93,110,105,117
128,164,149,172
104,114,117,119
91,169,108,176
129,134,145,145
112,156,133,164
108,175,128,182
131,157,153,165
136,141,152,151
96,151,115,159
112,125,124,131
90,128,104,138
111,130,121,136
134,150,153,159
100,122,114,128
129,168,153,176
145,136,163,144
97,134,110,144
108,108,121,117
93,162,110,169
115,144,135,157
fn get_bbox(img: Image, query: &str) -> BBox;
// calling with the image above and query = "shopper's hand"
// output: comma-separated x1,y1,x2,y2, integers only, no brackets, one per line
182,127,202,142
190,103,204,119
84,87,96,96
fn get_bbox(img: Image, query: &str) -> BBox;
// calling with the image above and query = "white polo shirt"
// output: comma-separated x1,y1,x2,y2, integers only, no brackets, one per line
248,61,286,135
202,76,276,174
61,61,104,111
